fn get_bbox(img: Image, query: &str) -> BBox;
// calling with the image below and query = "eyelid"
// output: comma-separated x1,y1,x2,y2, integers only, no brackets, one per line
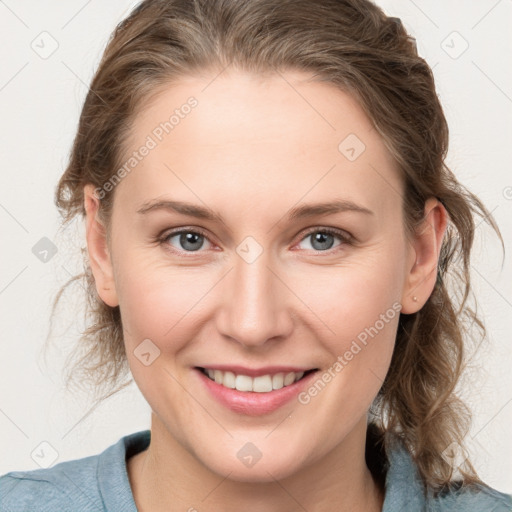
298,226,354,244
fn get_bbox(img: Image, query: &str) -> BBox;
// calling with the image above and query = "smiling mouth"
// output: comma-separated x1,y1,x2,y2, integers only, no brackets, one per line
196,367,318,393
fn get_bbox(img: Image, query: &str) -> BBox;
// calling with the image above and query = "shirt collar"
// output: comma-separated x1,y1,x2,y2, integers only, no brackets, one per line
97,429,150,512
381,437,427,511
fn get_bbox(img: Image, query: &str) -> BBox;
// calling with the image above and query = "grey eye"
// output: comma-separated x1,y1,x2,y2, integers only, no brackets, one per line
167,231,210,252
299,231,343,252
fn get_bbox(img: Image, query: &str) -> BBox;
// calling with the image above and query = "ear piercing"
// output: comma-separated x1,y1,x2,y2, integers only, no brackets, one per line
412,296,418,302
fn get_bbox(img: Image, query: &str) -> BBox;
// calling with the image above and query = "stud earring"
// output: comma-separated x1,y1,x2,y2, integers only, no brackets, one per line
412,296,418,302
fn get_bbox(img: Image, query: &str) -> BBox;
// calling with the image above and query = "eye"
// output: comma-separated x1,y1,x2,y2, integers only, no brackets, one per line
158,226,353,256
296,227,352,252
159,228,214,253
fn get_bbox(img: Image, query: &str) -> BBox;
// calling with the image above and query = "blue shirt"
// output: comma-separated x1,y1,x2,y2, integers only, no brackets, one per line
1,429,511,511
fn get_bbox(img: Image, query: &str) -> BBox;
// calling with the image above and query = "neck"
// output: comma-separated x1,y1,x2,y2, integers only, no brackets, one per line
128,414,384,512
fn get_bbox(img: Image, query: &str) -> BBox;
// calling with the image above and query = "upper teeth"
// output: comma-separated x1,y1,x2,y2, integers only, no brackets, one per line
204,369,305,393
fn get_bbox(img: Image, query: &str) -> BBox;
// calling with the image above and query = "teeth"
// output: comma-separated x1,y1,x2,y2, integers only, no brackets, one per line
202,368,307,393
284,372,295,386
272,373,284,390
235,374,253,392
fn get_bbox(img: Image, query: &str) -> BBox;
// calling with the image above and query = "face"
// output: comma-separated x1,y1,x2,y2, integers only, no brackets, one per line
85,69,443,482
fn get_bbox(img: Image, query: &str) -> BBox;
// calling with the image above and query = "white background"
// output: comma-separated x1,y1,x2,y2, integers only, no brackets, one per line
0,0,511,494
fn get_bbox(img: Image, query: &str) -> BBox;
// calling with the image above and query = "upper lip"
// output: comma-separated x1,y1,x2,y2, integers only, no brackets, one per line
196,365,317,377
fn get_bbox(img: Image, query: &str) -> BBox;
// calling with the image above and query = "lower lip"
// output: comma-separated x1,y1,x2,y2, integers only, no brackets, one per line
194,368,318,416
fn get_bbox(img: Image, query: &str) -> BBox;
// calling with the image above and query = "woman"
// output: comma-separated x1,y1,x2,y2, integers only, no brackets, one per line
1,0,511,510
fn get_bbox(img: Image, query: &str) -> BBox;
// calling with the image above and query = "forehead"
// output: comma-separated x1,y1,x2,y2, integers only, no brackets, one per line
115,69,403,220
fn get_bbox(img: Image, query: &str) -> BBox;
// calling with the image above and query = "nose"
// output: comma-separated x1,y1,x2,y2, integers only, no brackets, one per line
216,246,294,349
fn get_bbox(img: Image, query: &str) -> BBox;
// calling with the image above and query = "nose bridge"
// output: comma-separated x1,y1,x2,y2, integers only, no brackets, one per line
217,240,291,346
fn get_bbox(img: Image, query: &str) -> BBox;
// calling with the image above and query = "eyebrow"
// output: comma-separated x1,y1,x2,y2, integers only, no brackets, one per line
136,198,374,222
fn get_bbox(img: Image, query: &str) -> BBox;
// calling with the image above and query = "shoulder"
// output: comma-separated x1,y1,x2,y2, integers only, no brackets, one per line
379,433,512,512
0,430,150,512
0,452,102,512
430,482,512,511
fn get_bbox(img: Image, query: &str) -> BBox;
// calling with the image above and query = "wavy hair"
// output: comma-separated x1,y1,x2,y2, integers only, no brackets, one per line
50,0,502,492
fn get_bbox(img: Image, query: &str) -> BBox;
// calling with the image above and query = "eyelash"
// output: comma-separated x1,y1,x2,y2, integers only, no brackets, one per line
156,226,354,256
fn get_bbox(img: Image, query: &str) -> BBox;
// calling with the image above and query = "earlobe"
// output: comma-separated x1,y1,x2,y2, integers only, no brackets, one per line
401,198,448,314
83,184,119,308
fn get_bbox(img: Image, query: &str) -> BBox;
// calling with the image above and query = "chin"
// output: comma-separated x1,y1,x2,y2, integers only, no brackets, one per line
193,440,309,484
207,458,301,483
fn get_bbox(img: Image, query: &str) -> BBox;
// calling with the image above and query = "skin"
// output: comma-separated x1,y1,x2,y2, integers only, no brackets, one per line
83,69,447,512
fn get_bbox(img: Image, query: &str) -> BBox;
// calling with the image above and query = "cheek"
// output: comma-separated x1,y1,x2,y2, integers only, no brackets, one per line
290,246,405,397
114,254,205,421
113,247,210,343
292,246,404,337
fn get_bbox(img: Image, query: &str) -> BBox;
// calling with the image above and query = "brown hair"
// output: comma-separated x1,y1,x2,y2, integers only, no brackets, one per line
50,0,502,492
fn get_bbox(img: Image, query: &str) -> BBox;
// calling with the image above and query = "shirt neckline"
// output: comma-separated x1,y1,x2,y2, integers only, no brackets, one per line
97,428,424,511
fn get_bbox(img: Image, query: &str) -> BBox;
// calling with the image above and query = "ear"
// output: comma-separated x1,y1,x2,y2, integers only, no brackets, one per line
83,184,119,308
401,197,448,314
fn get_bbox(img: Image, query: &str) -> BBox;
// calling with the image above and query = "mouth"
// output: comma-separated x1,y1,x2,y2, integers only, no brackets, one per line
196,366,318,393
194,365,319,415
